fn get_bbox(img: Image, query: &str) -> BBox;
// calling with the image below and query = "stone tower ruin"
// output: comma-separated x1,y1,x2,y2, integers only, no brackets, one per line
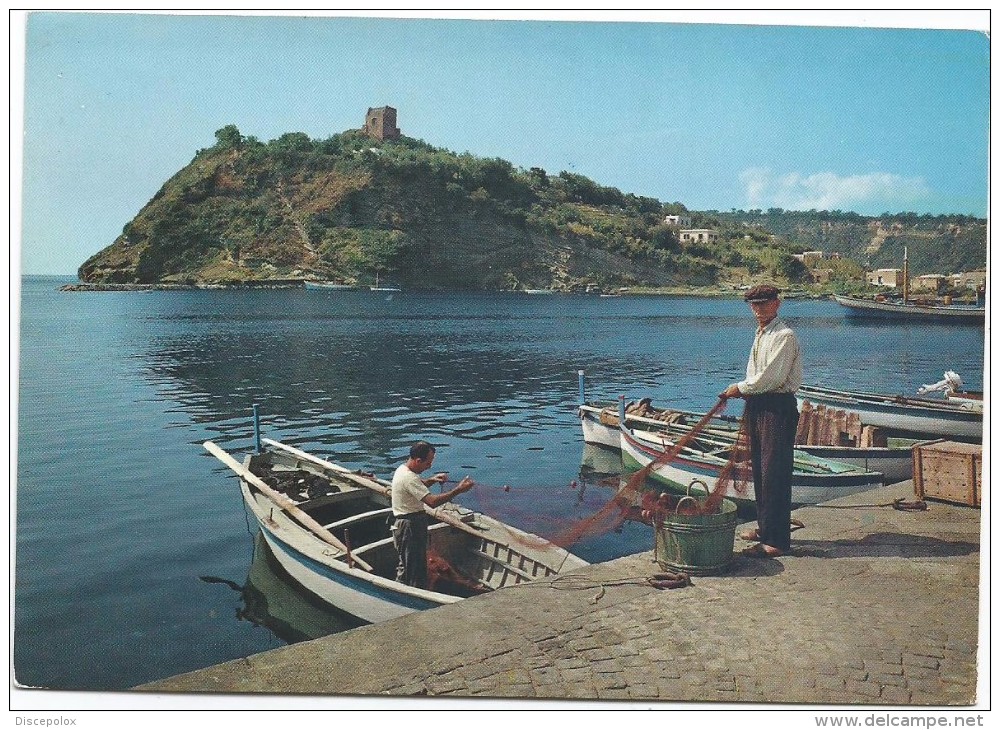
364,106,401,141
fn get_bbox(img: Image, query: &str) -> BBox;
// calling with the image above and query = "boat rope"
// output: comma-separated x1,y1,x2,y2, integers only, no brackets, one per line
546,571,691,603
811,497,928,512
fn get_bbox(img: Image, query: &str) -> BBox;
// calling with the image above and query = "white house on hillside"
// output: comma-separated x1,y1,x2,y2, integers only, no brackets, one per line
679,228,719,243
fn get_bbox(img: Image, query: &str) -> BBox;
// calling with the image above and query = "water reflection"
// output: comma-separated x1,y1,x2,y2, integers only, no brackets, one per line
200,533,364,644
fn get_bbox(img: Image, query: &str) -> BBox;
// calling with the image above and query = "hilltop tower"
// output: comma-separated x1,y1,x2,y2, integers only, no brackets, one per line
364,106,401,141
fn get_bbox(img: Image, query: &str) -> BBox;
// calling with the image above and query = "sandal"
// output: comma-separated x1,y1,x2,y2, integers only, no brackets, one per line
741,543,784,558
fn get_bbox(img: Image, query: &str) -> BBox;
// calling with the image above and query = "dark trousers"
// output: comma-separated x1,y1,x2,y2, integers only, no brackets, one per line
745,393,799,551
392,512,429,588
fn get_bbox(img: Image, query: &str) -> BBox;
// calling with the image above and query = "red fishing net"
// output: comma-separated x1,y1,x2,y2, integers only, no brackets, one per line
467,398,754,551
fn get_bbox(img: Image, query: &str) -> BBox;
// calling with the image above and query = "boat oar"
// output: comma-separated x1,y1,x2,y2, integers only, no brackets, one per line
261,438,391,497
203,441,374,572
264,438,488,535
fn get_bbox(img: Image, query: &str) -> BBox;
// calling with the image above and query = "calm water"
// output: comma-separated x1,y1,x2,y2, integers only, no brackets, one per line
13,276,986,691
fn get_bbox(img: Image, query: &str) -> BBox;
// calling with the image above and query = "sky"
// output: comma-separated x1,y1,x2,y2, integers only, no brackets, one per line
12,10,991,275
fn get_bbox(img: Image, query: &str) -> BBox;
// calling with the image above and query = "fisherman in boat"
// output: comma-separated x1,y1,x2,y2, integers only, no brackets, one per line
390,441,475,588
720,284,803,558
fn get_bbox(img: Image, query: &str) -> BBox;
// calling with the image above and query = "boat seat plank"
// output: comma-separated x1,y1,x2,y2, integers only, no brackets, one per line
324,507,394,531
349,536,395,558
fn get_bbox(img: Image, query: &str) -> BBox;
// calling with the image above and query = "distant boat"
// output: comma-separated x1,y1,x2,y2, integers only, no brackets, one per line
831,294,984,323
523,288,554,295
304,280,355,291
833,246,984,323
370,273,401,293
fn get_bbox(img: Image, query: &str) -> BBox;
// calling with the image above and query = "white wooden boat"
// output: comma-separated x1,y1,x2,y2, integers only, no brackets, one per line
522,288,554,295
797,384,983,441
831,294,984,323
205,439,587,624
619,422,884,508
580,403,921,484
304,280,355,290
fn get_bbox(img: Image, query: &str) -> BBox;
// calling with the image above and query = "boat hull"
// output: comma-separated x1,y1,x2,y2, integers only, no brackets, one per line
797,385,982,441
581,404,915,483
580,406,621,449
244,484,454,624
621,426,883,508
304,281,355,290
832,294,984,323
229,442,588,624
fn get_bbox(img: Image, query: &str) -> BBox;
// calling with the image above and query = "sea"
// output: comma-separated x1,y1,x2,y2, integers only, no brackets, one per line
12,275,986,691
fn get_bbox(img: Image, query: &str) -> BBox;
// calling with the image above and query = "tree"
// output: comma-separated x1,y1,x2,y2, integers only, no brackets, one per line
214,125,243,148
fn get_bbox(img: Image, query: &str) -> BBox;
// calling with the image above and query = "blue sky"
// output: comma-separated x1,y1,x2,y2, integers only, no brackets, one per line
13,11,990,275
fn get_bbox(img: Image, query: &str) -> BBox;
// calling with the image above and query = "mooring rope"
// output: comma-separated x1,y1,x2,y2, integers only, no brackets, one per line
544,571,692,603
811,497,928,511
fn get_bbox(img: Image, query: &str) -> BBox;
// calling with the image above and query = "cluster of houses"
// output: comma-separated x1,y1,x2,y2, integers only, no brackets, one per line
867,266,987,293
660,215,985,294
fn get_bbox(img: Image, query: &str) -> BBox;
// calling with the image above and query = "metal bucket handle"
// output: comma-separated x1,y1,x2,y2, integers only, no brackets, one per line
687,479,710,497
675,495,700,515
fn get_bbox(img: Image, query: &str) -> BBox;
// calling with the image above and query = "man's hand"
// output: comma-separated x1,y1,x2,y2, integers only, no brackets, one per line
720,384,743,400
455,476,474,494
428,472,449,485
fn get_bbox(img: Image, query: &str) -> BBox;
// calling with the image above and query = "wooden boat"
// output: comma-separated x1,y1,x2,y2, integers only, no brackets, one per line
831,294,984,323
522,288,555,295
304,280,355,290
579,402,917,484
205,439,587,624
619,421,884,508
833,247,984,323
797,384,983,441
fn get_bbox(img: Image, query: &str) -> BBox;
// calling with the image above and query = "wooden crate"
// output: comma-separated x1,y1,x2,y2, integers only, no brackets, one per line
913,440,983,507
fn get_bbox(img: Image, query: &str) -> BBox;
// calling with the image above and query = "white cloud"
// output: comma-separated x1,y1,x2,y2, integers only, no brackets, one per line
739,167,931,213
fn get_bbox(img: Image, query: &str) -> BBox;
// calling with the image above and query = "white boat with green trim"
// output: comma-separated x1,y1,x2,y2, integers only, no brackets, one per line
619,421,884,508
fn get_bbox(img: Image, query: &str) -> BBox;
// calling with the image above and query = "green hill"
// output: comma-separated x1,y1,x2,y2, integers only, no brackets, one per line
709,209,986,277
78,125,986,290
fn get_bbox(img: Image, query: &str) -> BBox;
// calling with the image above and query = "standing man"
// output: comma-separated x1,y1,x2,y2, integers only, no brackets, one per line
391,441,474,588
721,284,802,558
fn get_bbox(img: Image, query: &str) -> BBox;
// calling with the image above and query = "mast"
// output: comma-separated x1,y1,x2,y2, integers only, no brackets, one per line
902,247,909,303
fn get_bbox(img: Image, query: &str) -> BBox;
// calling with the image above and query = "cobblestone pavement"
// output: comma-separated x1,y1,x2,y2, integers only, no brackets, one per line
141,482,982,706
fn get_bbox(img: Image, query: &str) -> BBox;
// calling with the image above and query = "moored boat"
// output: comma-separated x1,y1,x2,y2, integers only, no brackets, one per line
205,439,587,624
580,402,921,484
619,421,884,509
831,294,984,323
304,280,355,290
797,384,983,441
832,246,984,324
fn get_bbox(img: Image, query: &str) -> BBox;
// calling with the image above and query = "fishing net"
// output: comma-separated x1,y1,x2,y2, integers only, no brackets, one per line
467,397,755,551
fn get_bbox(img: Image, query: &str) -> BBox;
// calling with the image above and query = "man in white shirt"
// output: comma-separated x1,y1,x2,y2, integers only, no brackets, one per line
391,441,474,588
721,284,802,558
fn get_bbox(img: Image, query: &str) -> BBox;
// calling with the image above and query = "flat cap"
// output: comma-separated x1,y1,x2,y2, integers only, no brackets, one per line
743,284,781,303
